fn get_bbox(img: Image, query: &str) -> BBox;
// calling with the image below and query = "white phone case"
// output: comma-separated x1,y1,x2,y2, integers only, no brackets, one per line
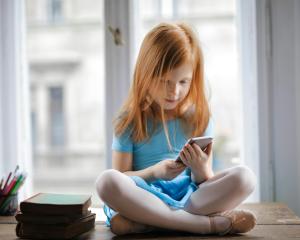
175,136,213,163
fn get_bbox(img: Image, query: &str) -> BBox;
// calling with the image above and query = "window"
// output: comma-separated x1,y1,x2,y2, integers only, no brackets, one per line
0,0,262,205
49,86,65,147
48,0,63,23
138,0,241,172
26,0,105,206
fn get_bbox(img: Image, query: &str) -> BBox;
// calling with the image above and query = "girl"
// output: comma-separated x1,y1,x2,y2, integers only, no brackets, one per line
96,22,257,236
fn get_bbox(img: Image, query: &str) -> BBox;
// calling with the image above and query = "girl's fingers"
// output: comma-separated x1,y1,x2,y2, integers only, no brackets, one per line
174,161,185,168
186,143,196,159
180,152,188,165
192,143,206,158
170,161,185,169
182,145,192,160
172,165,186,172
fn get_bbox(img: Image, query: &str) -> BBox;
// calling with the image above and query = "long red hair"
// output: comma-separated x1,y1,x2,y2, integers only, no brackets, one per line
114,22,210,148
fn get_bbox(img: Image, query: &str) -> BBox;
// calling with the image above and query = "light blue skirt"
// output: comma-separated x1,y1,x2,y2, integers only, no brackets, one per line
103,168,198,226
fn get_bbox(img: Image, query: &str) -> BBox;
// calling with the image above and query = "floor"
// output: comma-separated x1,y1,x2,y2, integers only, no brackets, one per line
1,203,300,239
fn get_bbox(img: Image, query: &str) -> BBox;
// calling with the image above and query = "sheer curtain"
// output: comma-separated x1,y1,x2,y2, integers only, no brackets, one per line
0,0,33,199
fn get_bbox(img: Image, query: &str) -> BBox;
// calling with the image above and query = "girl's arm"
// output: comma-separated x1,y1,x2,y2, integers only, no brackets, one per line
112,150,186,182
112,150,156,182
191,150,214,184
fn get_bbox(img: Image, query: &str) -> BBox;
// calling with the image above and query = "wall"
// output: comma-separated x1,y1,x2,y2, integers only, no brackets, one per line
270,0,300,215
239,0,300,215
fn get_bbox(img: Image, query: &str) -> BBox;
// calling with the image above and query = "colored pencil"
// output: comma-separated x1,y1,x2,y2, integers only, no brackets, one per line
3,173,21,195
0,178,3,191
1,172,12,194
11,173,26,195
0,168,27,213
13,165,19,175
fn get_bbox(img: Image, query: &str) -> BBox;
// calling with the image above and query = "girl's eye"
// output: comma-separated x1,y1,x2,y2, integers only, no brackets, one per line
180,80,188,84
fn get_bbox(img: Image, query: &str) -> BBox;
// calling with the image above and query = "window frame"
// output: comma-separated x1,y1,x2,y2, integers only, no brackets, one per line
238,0,300,207
103,0,138,168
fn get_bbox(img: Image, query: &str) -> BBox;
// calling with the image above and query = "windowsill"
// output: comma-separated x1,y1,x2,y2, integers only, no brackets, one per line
90,207,106,223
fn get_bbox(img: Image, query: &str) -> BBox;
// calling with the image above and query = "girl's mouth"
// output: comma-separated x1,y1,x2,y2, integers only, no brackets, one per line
165,99,178,103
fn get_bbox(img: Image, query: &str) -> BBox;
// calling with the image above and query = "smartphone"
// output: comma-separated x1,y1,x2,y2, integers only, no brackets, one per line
175,136,213,163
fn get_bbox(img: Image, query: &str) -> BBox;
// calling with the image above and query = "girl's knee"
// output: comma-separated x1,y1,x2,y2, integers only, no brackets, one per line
95,169,123,202
231,165,257,194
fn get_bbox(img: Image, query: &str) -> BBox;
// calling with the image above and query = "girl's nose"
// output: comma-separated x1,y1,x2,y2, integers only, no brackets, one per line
167,83,179,96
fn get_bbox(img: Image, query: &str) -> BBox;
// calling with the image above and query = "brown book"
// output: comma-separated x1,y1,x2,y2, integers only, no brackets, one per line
15,210,92,225
15,212,95,239
20,193,91,216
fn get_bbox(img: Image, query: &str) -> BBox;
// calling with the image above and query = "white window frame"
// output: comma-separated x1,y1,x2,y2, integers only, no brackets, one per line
103,0,138,169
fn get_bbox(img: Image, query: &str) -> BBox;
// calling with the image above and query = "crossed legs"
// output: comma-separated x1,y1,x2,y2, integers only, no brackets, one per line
184,165,257,215
95,165,256,234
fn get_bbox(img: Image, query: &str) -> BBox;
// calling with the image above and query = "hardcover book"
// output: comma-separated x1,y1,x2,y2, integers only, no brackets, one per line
16,212,96,239
15,210,92,225
19,193,91,215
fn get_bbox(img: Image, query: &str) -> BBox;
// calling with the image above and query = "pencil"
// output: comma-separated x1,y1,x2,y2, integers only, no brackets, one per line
13,165,19,176
2,172,12,193
3,173,21,195
11,173,27,194
0,178,3,191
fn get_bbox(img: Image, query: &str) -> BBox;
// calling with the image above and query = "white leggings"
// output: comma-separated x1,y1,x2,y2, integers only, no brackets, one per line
95,165,256,234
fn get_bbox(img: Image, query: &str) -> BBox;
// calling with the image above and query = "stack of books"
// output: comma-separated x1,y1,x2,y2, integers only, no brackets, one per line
15,193,96,239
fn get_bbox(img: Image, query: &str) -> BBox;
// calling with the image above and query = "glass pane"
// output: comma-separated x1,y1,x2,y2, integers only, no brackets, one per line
139,0,241,172
49,87,65,147
26,0,105,206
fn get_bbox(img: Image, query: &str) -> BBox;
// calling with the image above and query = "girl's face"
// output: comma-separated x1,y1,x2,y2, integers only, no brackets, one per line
150,62,193,112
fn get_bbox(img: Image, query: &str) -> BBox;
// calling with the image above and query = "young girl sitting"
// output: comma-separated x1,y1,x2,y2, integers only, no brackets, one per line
96,22,257,236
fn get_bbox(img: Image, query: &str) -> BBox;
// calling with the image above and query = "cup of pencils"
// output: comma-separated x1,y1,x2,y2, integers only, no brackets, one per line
0,165,27,216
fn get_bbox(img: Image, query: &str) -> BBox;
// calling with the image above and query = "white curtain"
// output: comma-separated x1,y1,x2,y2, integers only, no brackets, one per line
0,0,32,199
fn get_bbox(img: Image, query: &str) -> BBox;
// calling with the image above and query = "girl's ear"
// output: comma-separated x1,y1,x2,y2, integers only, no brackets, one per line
141,93,153,111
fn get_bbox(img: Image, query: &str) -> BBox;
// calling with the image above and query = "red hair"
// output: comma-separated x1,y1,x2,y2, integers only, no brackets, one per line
114,22,210,148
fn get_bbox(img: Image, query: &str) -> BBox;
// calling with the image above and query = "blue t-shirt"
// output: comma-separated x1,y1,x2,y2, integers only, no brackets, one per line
112,118,214,170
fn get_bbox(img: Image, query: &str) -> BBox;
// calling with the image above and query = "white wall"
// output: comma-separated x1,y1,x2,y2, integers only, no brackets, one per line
269,0,300,215
239,0,300,215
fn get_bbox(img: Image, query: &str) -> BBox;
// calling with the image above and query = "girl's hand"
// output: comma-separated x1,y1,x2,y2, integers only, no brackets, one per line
151,159,186,181
179,142,213,183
